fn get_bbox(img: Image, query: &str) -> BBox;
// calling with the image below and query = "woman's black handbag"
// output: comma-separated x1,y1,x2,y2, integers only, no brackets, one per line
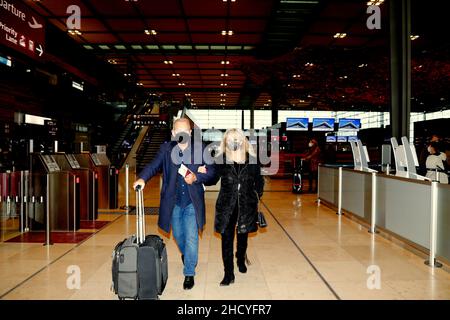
255,191,268,228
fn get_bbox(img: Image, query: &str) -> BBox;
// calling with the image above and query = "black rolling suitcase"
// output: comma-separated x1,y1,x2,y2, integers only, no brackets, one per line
111,186,168,300
292,159,303,194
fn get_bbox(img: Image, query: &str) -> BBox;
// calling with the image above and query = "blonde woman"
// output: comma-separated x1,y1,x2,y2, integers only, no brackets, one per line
200,129,264,286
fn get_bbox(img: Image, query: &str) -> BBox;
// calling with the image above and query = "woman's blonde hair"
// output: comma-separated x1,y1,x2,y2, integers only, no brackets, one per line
218,128,256,158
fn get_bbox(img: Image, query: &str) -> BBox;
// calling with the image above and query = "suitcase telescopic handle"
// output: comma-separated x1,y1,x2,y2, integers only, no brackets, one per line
135,186,145,244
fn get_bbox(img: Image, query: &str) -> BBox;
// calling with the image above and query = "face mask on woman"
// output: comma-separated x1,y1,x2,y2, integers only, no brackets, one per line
227,140,243,151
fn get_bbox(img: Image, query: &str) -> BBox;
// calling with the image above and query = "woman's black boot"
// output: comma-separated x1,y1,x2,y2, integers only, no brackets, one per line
220,273,235,286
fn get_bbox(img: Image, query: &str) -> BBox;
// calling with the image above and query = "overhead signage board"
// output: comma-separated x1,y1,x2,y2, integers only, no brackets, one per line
0,0,45,59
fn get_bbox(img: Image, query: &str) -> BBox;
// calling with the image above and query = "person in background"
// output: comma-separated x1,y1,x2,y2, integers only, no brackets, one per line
200,128,264,286
425,142,448,184
419,134,443,174
133,118,216,290
302,138,322,193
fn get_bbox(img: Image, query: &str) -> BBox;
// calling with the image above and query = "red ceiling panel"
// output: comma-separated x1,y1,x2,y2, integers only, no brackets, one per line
36,1,92,16
147,19,187,32
117,33,156,43
80,18,110,32
155,34,191,43
91,0,138,16
190,34,226,44
136,0,182,16
320,3,364,19
26,2,50,16
48,18,71,31
229,19,268,33
230,0,274,17
226,34,261,44
106,19,146,31
188,19,226,32
300,35,332,46
183,0,227,17
170,63,199,69
81,33,119,43
137,55,167,62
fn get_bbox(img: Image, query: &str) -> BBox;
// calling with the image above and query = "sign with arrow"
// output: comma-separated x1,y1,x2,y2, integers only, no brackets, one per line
0,0,45,59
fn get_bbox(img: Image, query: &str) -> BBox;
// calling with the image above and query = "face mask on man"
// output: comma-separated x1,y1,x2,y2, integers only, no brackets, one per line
428,146,433,153
172,130,190,144
227,140,243,151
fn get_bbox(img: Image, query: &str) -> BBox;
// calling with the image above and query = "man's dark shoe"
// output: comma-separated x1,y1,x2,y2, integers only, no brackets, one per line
183,276,194,290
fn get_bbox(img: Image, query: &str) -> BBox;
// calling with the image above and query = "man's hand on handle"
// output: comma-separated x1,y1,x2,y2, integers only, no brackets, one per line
133,178,146,190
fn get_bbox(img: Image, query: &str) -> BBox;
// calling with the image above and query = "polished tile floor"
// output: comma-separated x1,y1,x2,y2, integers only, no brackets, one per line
0,174,449,300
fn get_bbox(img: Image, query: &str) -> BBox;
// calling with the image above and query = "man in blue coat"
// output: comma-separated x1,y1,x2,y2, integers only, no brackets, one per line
133,118,216,290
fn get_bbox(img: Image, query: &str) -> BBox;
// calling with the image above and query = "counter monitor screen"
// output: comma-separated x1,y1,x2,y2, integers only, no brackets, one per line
338,118,361,131
337,136,348,143
312,118,335,131
326,136,337,143
348,136,358,142
286,118,309,131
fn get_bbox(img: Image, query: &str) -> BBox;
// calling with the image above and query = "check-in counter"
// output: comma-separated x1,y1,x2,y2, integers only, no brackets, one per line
74,153,118,210
29,154,80,232
318,165,450,265
0,171,28,237
52,153,98,221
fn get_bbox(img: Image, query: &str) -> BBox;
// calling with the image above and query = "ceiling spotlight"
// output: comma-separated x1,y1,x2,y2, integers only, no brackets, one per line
333,33,347,39
68,29,82,35
185,93,191,96
221,30,233,36
107,59,117,64
178,82,185,86
410,35,420,40
292,74,301,78
164,60,174,64
172,73,180,77
305,62,314,67
221,60,230,65
220,93,227,97
367,0,384,6
220,73,229,77
145,29,157,35
358,63,368,68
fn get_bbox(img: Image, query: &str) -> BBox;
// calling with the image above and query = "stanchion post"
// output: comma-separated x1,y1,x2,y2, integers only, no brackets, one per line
317,166,321,206
425,181,442,268
20,171,24,233
369,172,378,234
125,163,129,211
337,167,343,215
44,174,52,246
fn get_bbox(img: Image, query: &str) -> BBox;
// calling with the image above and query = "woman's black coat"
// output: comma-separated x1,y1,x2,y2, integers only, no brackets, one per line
212,156,265,234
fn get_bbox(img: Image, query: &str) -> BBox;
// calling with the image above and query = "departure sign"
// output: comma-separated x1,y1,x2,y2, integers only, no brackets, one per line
0,0,45,59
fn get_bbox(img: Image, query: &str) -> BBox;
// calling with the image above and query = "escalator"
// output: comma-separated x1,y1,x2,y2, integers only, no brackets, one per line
109,95,157,168
135,124,171,173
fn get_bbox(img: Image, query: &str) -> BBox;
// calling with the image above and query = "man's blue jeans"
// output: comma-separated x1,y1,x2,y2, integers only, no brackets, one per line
171,203,199,276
